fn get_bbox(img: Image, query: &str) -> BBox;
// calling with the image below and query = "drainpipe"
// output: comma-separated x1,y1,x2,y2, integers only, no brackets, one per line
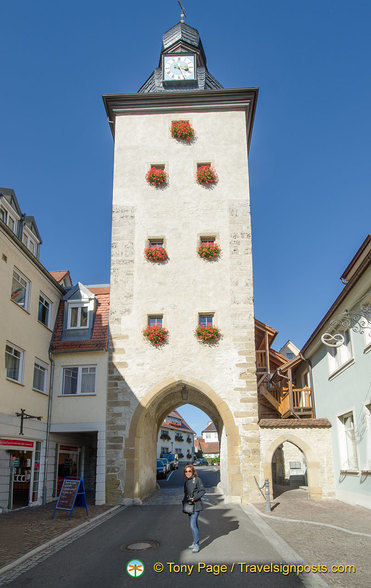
307,359,316,418
42,347,54,505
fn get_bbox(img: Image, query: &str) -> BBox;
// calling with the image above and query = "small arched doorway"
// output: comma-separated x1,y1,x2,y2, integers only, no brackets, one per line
123,378,241,501
272,441,307,498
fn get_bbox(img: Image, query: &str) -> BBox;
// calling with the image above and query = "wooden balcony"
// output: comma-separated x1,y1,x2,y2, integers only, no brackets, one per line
259,379,313,419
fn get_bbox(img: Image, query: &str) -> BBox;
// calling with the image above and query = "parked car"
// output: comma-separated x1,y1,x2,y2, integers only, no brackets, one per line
193,458,209,466
156,459,166,479
160,453,179,470
158,457,171,473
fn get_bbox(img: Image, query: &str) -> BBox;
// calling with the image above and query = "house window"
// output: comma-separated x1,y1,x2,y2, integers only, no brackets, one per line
33,360,48,394
149,239,164,248
148,315,163,327
199,314,214,327
1,206,17,233
22,232,37,255
328,330,353,374
5,343,24,383
338,412,359,471
62,366,96,395
200,236,215,244
38,294,52,328
11,269,30,310
68,304,89,329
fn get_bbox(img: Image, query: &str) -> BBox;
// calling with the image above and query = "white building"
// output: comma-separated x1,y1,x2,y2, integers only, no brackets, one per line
157,410,195,462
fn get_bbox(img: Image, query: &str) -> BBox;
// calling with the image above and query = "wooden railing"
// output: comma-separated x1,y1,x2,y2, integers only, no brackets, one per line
256,350,267,372
259,379,313,418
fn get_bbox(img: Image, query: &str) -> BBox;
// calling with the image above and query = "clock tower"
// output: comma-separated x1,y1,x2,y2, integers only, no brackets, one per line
103,19,261,504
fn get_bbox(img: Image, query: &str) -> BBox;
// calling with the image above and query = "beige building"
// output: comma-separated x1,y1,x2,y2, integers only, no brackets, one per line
48,283,109,505
0,188,64,511
103,21,261,504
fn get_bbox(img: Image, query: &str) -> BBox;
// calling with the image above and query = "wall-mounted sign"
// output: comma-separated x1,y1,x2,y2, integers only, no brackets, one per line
0,438,34,449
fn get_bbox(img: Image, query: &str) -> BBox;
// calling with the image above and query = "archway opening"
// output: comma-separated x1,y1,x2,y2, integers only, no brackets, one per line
124,378,241,502
271,441,307,498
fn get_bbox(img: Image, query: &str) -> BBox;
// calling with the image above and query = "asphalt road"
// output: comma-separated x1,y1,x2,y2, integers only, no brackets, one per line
4,468,305,588
158,464,220,488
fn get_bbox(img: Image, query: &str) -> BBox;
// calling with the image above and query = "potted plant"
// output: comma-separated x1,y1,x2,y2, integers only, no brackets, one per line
143,324,168,346
198,242,221,259
186,436,192,443
171,120,195,142
145,246,168,262
178,452,184,459
196,165,218,185
195,324,221,343
145,166,167,187
186,453,192,460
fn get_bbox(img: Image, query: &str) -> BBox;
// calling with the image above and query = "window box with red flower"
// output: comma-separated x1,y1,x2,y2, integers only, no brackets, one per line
196,324,221,343
145,246,168,263
196,165,218,185
143,324,168,346
145,166,167,187
198,242,221,260
171,120,195,142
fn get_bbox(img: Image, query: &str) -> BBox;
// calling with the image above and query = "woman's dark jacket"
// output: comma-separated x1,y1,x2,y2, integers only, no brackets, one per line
183,476,205,512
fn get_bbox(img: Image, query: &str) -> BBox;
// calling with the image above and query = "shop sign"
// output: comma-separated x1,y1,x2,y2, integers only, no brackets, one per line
0,438,34,449
59,445,79,452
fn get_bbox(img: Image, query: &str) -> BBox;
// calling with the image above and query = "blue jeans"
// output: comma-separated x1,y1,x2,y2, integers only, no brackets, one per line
189,511,200,546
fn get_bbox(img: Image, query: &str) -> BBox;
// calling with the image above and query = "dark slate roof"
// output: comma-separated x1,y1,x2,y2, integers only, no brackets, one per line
161,22,206,64
0,187,22,217
138,67,222,93
138,20,222,94
24,216,42,243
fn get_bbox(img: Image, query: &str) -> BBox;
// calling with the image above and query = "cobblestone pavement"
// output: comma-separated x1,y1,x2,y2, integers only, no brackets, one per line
0,502,113,569
253,488,371,587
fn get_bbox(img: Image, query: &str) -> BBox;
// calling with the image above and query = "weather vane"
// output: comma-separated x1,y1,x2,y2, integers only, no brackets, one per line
178,0,186,23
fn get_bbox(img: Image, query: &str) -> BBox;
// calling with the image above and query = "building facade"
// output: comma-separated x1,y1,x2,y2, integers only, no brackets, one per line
302,236,371,508
103,21,261,504
0,189,64,511
157,410,195,462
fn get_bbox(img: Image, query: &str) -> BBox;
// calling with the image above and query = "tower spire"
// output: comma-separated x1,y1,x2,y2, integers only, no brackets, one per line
178,0,186,23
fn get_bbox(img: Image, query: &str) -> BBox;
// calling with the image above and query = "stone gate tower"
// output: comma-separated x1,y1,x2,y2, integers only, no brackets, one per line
103,20,261,503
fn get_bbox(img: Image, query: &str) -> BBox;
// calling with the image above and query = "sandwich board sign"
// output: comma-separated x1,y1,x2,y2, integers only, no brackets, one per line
52,476,88,519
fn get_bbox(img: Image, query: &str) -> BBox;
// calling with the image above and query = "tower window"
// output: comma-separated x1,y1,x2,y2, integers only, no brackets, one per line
199,314,214,327
148,315,163,327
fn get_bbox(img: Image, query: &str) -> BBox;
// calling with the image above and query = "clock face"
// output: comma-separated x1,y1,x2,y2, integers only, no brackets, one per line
163,55,195,81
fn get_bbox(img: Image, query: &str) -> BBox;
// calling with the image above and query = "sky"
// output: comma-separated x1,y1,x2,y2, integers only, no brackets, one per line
1,1,370,434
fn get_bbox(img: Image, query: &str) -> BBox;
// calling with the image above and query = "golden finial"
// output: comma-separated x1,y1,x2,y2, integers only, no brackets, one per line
178,0,186,23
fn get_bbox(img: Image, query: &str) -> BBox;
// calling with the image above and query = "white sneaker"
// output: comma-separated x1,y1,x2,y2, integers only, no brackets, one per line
188,543,195,549
192,545,200,553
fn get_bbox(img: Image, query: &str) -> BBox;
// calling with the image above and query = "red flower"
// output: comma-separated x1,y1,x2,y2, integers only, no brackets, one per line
196,165,218,185
198,242,221,259
145,246,168,262
146,167,167,187
195,325,221,342
143,324,168,346
171,120,195,142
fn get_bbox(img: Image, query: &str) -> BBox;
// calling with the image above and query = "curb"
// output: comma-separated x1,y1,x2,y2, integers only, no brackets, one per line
248,505,371,538
242,504,329,588
0,505,124,577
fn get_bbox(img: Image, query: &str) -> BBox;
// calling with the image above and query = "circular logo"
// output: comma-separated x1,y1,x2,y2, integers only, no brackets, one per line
126,559,145,578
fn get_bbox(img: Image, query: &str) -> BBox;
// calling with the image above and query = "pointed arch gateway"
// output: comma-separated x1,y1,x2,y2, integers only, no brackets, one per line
123,376,242,500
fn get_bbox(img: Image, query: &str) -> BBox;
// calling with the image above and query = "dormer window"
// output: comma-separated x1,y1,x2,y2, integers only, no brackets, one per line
0,204,17,234
22,232,37,256
68,304,89,329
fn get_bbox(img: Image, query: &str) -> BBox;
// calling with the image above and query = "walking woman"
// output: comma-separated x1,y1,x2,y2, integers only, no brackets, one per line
183,465,205,553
